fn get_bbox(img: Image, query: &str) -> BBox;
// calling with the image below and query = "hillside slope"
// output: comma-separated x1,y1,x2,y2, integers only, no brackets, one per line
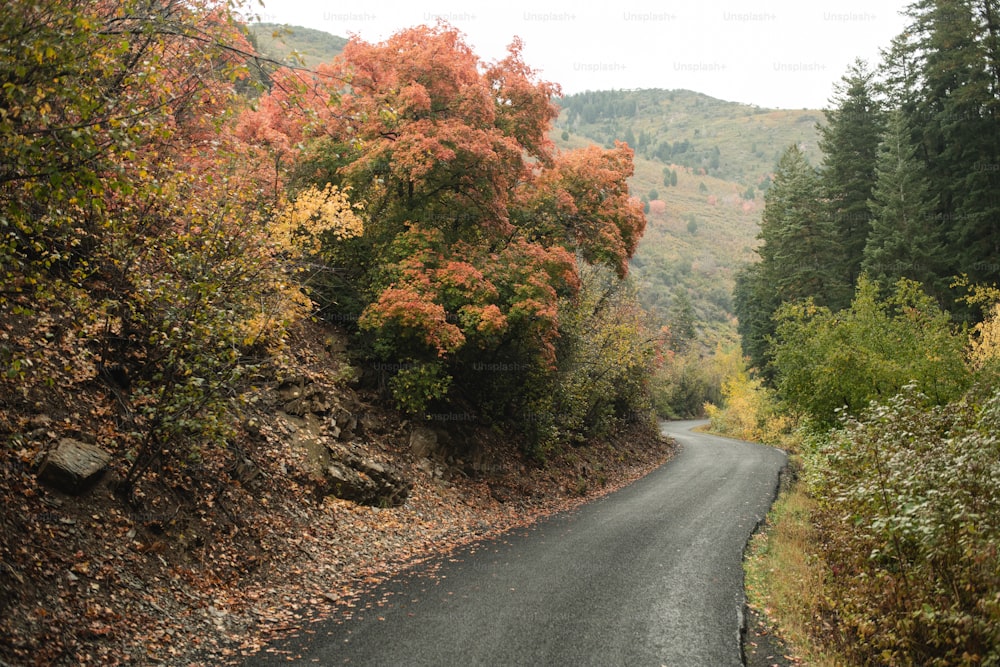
248,23,346,68
554,89,823,343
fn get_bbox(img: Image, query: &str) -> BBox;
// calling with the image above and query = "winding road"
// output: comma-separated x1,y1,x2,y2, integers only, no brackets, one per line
246,421,787,666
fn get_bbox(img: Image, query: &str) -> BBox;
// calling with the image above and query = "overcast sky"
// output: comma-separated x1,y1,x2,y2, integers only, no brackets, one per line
249,0,912,109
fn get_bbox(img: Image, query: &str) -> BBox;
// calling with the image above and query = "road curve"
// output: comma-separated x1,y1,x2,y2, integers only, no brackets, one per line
246,421,787,667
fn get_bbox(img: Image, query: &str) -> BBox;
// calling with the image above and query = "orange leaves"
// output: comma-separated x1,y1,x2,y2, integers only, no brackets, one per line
292,23,560,236
523,142,646,278
358,223,582,371
362,286,466,357
238,22,650,419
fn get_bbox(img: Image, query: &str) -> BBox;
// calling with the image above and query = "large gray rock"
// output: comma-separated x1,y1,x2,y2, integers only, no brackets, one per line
322,453,411,507
37,438,111,494
409,427,440,459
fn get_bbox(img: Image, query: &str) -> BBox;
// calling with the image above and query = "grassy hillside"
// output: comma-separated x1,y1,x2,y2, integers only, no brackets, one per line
248,22,347,68
556,89,823,188
554,89,824,345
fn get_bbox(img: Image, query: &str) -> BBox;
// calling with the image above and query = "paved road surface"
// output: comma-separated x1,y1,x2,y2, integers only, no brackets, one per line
246,421,787,666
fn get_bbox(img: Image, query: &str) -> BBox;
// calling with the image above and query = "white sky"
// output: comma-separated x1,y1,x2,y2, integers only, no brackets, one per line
248,0,912,110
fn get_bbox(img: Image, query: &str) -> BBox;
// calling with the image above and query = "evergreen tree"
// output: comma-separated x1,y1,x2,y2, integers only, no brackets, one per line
818,60,886,308
863,110,943,293
757,145,843,306
734,145,842,376
733,262,780,377
623,126,637,149
668,291,697,352
905,0,1000,289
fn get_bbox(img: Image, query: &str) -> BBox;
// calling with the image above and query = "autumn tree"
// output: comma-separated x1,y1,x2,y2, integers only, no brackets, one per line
248,24,650,448
0,0,331,493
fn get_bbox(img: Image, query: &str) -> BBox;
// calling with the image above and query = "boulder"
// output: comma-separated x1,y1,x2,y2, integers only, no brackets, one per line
409,427,440,459
278,378,332,416
329,407,358,441
37,438,112,494
321,453,411,507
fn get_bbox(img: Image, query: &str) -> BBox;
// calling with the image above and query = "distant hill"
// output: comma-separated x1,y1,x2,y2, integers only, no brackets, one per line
555,89,823,188
248,22,347,68
553,89,824,344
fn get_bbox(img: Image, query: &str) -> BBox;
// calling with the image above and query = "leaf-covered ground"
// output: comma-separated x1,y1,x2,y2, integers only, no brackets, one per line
0,317,675,667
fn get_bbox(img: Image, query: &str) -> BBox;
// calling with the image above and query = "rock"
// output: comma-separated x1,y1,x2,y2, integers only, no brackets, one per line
37,438,112,494
278,378,333,416
321,453,411,507
330,408,358,440
409,427,440,459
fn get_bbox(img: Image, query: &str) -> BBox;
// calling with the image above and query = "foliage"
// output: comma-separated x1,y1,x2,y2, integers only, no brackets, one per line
734,144,841,373
737,2,1000,662
899,0,1000,295
952,278,1000,394
244,23,653,447
809,385,1000,665
0,0,321,493
524,265,660,455
651,345,724,420
702,346,795,446
770,276,970,427
818,60,886,307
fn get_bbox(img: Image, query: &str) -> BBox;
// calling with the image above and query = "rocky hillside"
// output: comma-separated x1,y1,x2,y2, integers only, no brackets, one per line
0,317,672,666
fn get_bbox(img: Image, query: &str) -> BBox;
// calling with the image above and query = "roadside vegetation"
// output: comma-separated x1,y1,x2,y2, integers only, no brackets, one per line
715,1,1000,663
0,2,669,663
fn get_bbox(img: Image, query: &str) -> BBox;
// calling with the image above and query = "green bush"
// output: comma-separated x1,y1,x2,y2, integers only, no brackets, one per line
809,385,1000,665
771,277,970,427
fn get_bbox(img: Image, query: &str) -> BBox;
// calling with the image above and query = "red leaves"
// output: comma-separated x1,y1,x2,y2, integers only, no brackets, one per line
363,286,465,356
358,225,581,370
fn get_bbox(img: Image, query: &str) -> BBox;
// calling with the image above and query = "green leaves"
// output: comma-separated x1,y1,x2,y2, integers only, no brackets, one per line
771,276,970,426
810,385,1000,664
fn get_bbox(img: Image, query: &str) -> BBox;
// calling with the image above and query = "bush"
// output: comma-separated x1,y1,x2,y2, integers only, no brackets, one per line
702,348,796,446
809,385,1000,665
771,277,970,427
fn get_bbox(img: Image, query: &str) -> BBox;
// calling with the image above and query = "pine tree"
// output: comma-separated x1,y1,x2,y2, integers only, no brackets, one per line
905,0,1000,289
863,110,943,293
733,262,780,377
757,145,843,306
818,60,886,308
734,145,843,376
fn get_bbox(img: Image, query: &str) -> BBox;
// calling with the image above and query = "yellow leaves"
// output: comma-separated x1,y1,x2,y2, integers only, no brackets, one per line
970,302,1000,370
272,183,364,258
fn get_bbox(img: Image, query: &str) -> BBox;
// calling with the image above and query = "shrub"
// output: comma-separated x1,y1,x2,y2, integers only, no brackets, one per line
809,385,1000,665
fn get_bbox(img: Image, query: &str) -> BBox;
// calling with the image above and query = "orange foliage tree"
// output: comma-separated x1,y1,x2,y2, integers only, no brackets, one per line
245,23,651,444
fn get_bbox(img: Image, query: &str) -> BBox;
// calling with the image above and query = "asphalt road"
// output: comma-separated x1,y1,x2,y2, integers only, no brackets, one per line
246,421,787,667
